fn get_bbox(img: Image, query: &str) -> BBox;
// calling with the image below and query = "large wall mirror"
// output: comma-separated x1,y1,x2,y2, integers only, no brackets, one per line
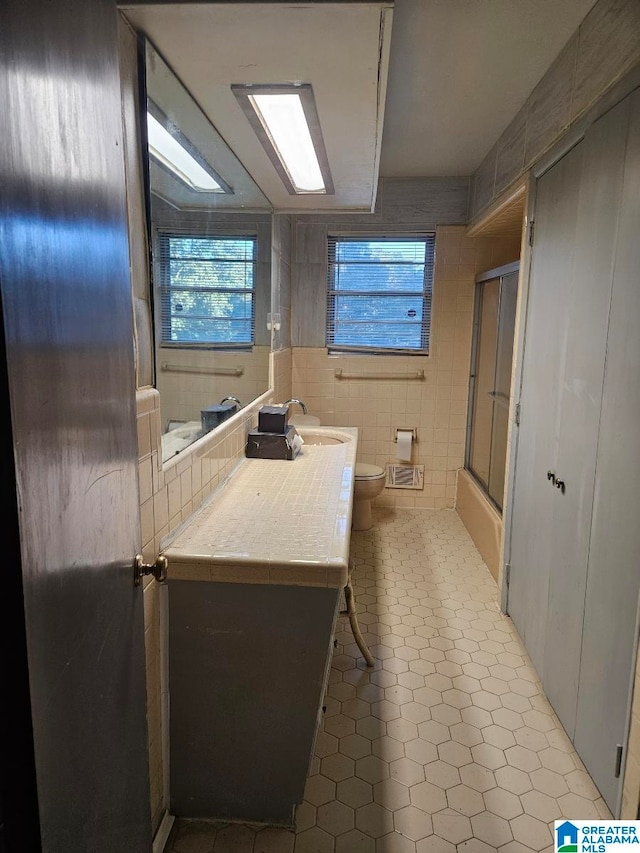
143,39,274,462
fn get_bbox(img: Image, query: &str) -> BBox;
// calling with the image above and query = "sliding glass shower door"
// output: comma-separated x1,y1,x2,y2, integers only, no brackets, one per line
466,262,519,511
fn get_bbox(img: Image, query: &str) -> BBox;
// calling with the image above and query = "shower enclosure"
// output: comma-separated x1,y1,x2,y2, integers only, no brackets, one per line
465,261,519,512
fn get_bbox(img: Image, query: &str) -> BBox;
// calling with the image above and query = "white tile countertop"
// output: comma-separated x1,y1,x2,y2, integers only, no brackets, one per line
161,426,358,588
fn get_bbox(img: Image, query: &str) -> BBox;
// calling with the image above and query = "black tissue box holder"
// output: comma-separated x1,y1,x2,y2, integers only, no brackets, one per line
245,424,300,460
258,405,289,434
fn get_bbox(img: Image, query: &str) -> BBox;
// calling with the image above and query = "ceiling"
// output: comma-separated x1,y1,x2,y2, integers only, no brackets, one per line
121,0,598,212
380,0,598,177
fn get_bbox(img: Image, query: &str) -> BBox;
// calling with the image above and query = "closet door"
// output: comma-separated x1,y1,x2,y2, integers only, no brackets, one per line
574,87,640,813
506,140,583,677
542,94,632,741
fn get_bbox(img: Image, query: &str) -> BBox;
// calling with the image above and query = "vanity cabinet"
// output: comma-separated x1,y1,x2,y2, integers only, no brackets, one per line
160,427,357,826
168,580,339,825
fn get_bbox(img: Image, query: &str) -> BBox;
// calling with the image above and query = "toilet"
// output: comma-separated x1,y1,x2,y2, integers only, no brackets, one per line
352,463,386,531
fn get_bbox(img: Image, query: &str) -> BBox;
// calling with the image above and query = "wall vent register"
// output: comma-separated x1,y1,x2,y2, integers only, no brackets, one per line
386,464,424,490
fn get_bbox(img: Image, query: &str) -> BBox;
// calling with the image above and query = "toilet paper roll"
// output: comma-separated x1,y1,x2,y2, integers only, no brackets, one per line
396,430,413,462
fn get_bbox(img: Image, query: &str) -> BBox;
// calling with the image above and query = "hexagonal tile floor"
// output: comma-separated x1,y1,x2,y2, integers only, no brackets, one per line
163,508,611,853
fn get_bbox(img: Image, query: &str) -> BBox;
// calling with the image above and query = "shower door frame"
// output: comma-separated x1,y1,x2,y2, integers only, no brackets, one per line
465,260,520,514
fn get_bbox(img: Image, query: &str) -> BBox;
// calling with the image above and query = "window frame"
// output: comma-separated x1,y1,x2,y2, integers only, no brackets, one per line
155,229,257,350
326,233,435,356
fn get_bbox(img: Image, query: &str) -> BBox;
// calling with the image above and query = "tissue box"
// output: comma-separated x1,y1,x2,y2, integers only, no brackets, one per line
201,403,237,432
257,405,289,434
245,425,301,460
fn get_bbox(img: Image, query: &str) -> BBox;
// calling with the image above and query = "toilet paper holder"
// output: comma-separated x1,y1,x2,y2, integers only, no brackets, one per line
394,428,417,442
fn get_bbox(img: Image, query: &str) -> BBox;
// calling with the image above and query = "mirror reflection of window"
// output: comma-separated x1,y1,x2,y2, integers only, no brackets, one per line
158,234,256,346
141,38,273,461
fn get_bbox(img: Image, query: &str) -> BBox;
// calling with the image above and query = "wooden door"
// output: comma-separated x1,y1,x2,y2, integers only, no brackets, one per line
0,1,153,850
506,140,583,678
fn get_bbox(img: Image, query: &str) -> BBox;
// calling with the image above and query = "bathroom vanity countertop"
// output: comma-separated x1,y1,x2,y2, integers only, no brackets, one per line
161,426,358,588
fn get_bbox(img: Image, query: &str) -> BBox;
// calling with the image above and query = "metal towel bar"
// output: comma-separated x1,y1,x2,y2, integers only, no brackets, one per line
161,362,244,377
334,368,424,381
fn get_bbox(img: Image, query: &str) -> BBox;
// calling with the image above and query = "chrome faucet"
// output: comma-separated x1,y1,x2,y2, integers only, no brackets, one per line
220,396,241,407
283,398,307,415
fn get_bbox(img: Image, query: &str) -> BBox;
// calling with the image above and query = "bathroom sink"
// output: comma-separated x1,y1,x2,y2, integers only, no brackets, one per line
302,434,346,445
297,427,353,446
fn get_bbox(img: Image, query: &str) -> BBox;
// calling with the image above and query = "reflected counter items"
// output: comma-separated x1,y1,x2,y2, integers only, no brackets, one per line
201,403,237,432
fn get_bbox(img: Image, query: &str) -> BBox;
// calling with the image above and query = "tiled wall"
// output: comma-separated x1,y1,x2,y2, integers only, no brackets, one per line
455,468,503,582
290,224,521,510
469,0,640,220
272,346,292,404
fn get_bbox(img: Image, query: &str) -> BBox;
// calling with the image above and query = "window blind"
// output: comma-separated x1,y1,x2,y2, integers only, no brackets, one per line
157,232,256,347
326,235,435,354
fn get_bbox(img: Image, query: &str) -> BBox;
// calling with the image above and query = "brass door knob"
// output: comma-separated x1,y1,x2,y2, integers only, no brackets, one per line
134,554,168,586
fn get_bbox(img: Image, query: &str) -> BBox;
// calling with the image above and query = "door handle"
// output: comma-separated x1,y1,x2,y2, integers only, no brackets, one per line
555,479,566,494
134,554,168,586
547,470,556,485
